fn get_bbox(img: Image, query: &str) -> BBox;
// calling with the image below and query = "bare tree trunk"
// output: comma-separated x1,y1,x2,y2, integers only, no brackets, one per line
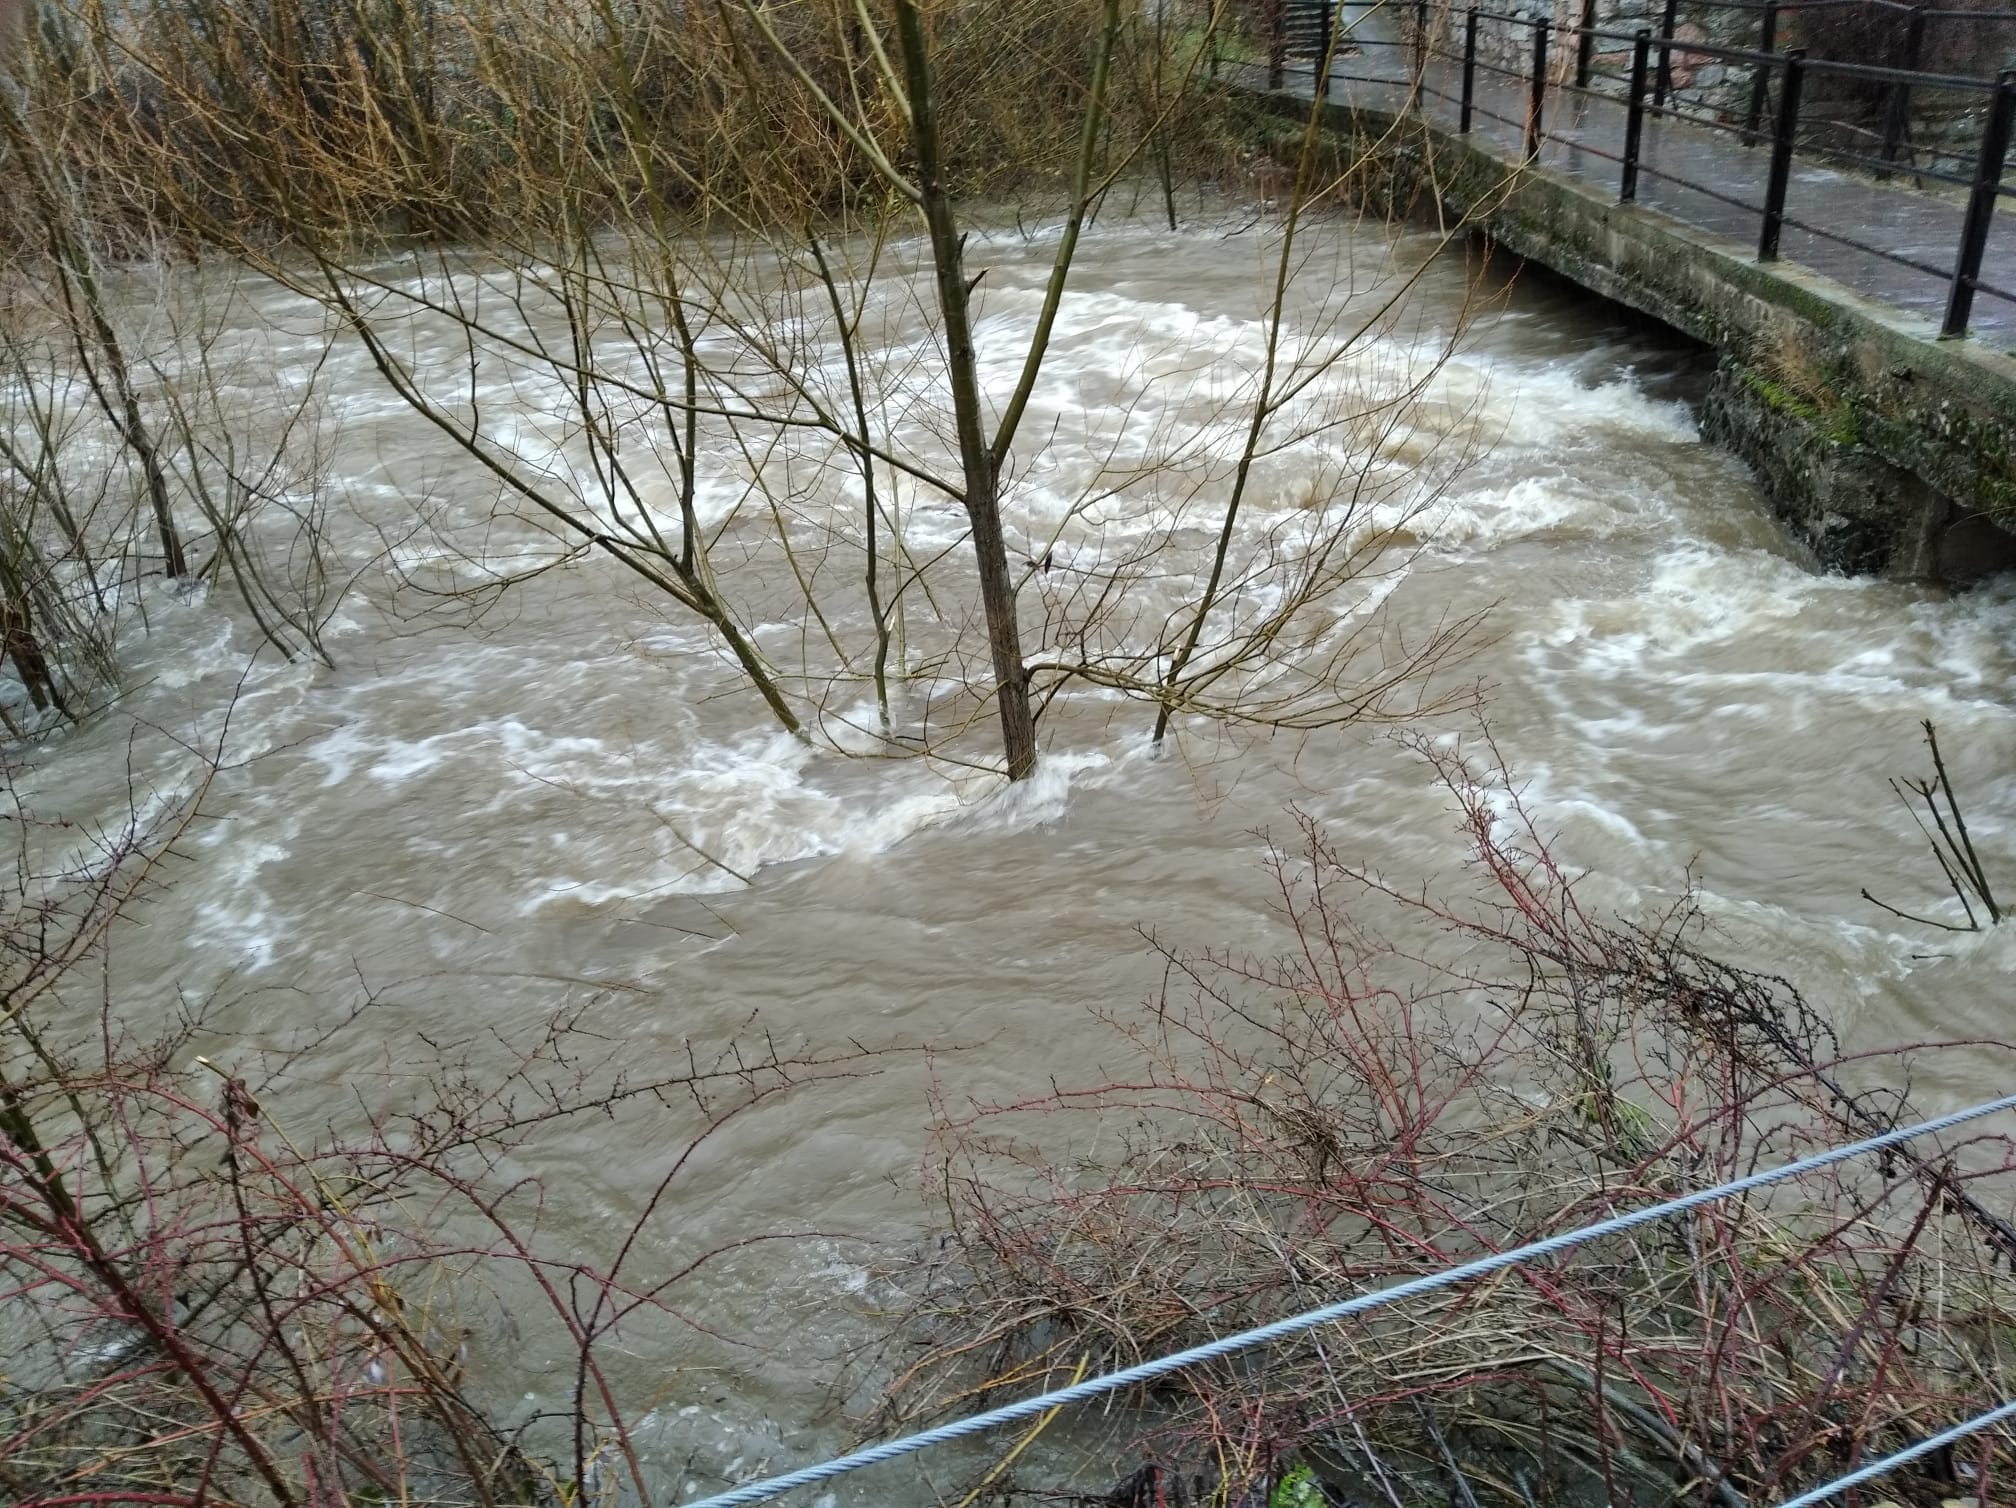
0,603,63,715
893,0,1037,781
807,230,895,733
1152,71,1326,746
0,91,187,578
1155,4,1181,231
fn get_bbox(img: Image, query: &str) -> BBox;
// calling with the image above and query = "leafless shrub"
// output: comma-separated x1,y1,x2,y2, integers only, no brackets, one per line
4,0,1508,777
1864,719,2005,933
880,734,2016,1505
0,730,907,1505
0,86,349,728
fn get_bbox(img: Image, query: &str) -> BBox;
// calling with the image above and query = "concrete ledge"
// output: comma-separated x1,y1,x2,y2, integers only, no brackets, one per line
1253,90,2016,579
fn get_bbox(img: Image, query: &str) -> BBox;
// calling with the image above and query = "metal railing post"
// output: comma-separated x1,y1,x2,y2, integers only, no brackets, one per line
1744,0,1779,144
1944,68,2016,337
1758,49,1805,260
1576,0,1597,89
1622,28,1652,202
1880,6,1928,176
1268,0,1285,89
1461,7,1480,132
1528,14,1550,159
1654,0,1678,108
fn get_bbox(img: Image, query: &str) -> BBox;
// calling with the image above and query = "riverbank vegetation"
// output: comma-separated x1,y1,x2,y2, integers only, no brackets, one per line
3,729,2012,1505
0,0,1506,777
875,736,2016,1506
0,739,911,1505
4,4,2012,1507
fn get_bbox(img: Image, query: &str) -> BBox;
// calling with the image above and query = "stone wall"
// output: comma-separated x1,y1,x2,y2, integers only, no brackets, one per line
1414,0,1757,115
1401,0,1998,175
1250,86,2016,580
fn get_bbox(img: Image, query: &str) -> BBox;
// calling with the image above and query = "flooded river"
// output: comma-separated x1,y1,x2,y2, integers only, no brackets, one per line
16,214,2016,1500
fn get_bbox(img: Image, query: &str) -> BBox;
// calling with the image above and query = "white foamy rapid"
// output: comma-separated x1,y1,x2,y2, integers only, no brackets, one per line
11,217,2015,1500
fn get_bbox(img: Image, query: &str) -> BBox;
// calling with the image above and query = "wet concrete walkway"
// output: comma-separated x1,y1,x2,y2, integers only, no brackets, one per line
1265,36,2016,346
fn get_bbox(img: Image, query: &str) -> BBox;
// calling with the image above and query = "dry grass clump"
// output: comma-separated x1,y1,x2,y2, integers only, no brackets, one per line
878,736,2016,1506
4,0,1222,252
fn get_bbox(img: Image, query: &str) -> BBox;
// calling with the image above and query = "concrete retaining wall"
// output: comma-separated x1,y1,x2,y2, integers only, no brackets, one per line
1253,87,2016,579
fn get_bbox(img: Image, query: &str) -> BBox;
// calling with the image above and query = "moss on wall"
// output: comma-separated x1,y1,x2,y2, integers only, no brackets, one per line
1236,88,2016,575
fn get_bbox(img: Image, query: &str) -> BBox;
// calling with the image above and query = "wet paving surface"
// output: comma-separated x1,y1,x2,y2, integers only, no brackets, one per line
1257,28,2016,347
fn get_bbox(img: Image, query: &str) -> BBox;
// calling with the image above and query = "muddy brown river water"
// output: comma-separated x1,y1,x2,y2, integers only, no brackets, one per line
15,215,2016,1502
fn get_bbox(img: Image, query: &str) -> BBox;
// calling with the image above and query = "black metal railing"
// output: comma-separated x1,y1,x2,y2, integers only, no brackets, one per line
1640,0,2016,178
1270,0,1345,92
1236,0,2016,340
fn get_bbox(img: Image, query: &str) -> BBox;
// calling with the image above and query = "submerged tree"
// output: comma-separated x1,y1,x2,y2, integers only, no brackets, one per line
0,50,348,728
12,0,1506,772
0,725,909,1504
1864,718,2006,931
